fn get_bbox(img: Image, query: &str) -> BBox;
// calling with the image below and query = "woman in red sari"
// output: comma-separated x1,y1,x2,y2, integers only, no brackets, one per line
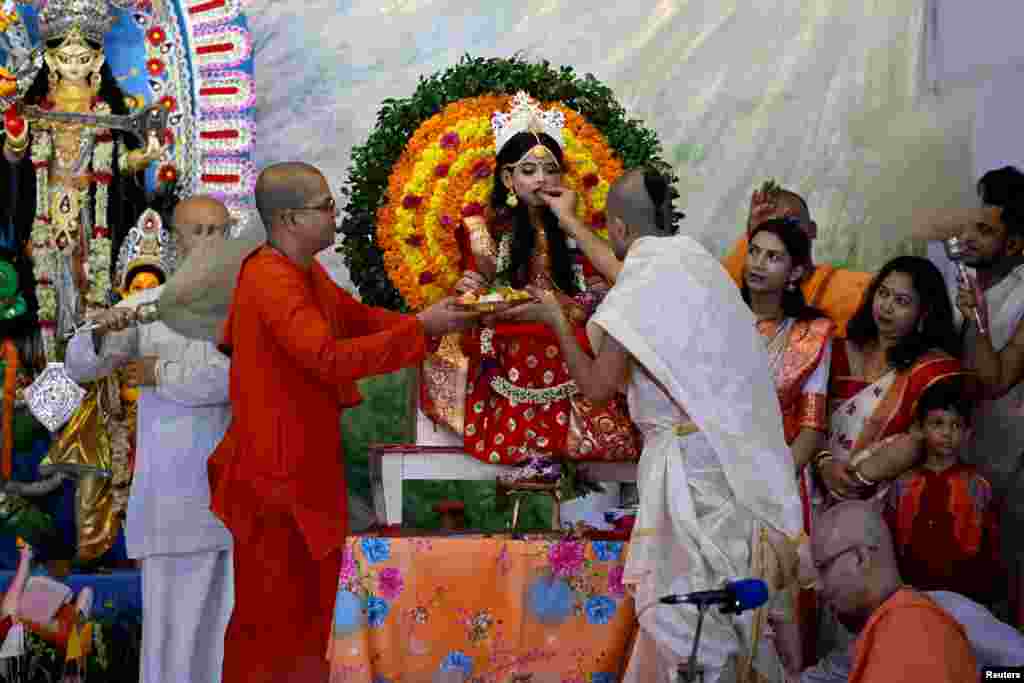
421,100,639,475
813,256,964,509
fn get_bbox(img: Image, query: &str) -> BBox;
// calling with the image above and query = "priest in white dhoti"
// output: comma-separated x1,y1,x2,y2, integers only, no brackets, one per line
63,197,235,683
497,168,804,682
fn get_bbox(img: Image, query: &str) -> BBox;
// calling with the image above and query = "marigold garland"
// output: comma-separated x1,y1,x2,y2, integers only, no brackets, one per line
339,56,679,311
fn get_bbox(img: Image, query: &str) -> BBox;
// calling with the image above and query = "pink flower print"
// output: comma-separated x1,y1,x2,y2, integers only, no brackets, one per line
607,565,625,598
377,567,405,601
548,539,585,578
339,546,356,586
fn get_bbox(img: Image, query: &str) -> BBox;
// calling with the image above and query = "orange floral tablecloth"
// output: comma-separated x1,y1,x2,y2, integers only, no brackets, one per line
328,535,635,682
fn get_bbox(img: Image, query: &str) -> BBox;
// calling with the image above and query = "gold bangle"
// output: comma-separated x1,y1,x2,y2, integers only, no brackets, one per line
811,450,832,469
5,136,28,154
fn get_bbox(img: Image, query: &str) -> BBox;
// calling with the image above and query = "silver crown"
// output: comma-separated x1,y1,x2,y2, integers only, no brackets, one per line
115,208,177,290
37,0,115,47
491,91,566,156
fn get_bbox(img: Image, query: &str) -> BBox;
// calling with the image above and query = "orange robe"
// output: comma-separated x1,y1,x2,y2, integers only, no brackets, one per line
722,235,874,336
208,247,427,683
848,588,976,682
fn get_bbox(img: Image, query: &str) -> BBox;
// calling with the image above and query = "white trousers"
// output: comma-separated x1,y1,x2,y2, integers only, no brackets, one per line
140,548,233,683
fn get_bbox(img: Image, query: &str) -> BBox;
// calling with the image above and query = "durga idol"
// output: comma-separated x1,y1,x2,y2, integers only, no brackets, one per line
1,0,165,563
422,93,640,480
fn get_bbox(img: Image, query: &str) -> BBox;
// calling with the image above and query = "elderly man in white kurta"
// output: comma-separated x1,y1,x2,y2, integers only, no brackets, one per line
64,197,234,683
498,169,804,682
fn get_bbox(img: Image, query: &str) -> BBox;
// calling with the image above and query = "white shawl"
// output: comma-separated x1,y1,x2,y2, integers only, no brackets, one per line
588,234,803,540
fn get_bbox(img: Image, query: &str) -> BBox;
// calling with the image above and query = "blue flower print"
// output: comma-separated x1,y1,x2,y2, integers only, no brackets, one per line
591,674,617,683
526,576,574,625
372,677,393,683
366,596,390,628
361,537,391,564
584,595,617,625
591,541,623,562
333,590,364,636
440,650,474,676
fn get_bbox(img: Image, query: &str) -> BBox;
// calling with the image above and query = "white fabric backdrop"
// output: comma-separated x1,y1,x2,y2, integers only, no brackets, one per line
244,0,994,291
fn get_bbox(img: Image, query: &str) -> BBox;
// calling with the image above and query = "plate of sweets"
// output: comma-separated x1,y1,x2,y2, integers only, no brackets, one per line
454,286,534,313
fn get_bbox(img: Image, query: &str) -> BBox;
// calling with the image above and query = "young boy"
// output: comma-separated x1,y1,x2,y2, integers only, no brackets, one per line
884,379,1004,608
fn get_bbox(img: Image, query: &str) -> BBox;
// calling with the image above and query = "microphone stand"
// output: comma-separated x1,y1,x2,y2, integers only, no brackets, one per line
678,602,708,683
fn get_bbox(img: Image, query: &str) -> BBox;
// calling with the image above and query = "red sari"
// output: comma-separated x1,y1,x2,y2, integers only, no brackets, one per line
884,463,1002,604
422,215,640,465
828,343,963,457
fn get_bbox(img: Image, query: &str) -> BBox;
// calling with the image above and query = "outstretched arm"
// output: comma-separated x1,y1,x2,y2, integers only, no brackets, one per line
1,543,33,618
495,286,630,405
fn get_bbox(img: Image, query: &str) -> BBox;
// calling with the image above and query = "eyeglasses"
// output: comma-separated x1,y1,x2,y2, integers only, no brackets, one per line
814,544,874,575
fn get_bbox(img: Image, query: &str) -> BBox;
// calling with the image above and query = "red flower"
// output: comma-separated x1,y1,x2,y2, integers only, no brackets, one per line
440,132,460,149
146,26,166,46
461,202,484,217
93,171,113,185
582,173,600,189
434,164,450,178
159,95,177,112
92,226,111,239
589,211,606,227
471,160,492,180
402,195,422,210
158,164,178,184
162,128,175,146
418,272,435,285
146,58,165,77
440,215,453,226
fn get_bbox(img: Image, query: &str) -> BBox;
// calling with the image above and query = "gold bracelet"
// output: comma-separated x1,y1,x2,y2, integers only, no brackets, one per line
811,449,832,469
5,136,28,154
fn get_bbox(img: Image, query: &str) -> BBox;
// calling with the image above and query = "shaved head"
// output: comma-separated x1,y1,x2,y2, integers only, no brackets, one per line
255,162,327,228
813,500,896,564
812,500,902,630
172,195,230,230
171,195,230,261
607,168,660,237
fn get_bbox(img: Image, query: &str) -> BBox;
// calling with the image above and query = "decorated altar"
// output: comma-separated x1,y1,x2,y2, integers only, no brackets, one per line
329,533,634,682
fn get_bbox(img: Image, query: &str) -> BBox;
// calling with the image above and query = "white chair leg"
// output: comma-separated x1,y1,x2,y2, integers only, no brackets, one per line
379,455,405,526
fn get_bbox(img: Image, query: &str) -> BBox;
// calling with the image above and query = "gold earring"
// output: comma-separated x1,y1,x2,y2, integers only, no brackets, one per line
506,192,518,208
89,71,100,95
48,69,59,89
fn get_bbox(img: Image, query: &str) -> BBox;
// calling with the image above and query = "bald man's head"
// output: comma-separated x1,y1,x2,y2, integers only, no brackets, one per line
606,168,674,258
812,501,901,629
172,195,231,260
255,162,327,228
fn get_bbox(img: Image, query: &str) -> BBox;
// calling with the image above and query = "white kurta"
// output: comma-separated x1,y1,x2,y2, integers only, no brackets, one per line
962,263,1024,562
64,285,233,683
588,235,803,683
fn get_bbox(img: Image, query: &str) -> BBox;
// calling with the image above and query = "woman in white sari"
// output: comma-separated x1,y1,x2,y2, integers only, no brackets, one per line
810,256,963,509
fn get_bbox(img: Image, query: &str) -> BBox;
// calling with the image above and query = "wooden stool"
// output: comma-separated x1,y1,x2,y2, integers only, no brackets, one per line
498,481,562,531
433,500,466,531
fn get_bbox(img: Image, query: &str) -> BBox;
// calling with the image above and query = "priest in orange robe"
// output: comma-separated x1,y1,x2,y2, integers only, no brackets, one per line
208,162,478,683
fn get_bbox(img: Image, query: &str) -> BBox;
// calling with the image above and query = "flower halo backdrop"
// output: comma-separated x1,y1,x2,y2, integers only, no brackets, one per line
338,56,679,311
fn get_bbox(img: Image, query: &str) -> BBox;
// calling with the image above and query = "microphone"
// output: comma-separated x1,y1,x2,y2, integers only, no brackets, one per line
943,235,988,335
659,578,769,615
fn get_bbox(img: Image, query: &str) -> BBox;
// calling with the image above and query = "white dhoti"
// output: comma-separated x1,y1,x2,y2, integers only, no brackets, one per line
140,549,233,683
586,235,804,683
623,426,786,683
